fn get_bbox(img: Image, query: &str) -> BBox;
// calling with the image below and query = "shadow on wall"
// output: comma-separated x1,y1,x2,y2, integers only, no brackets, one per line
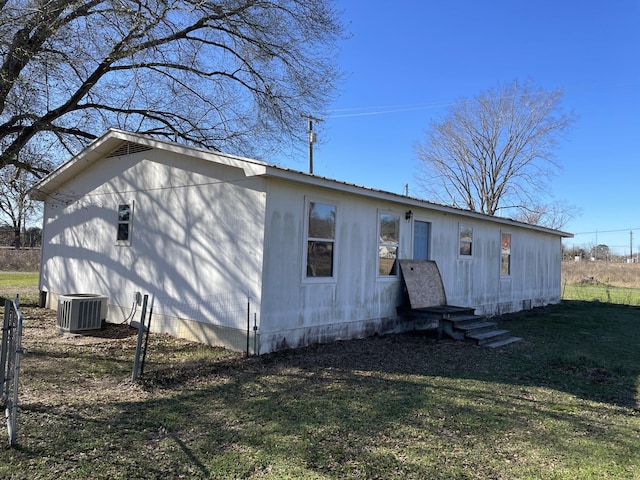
39,155,264,347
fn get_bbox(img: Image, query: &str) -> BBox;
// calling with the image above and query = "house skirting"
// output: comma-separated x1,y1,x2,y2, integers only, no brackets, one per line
109,304,438,354
45,292,255,354
42,290,559,354
258,314,438,354
474,296,560,317
151,312,253,354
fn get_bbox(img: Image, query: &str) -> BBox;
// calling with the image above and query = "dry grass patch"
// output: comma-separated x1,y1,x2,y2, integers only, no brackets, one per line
0,249,40,272
562,262,640,304
562,261,640,288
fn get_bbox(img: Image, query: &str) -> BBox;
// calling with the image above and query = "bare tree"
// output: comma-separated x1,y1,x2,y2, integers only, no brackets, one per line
0,144,51,247
0,168,41,249
0,0,344,175
415,80,577,221
506,201,581,230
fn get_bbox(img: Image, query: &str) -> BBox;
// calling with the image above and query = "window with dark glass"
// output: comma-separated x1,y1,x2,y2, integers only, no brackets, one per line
306,202,336,277
117,204,131,242
459,224,473,256
378,212,400,275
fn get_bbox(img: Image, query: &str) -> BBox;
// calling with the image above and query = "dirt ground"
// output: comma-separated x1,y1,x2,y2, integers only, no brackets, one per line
15,307,160,408
12,302,479,409
0,284,39,304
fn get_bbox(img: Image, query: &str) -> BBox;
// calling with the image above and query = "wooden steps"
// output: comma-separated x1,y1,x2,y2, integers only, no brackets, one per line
395,260,521,347
397,305,521,347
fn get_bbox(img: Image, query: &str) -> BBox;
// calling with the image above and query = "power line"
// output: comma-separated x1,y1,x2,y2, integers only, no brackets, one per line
324,100,462,119
572,227,640,236
323,80,640,120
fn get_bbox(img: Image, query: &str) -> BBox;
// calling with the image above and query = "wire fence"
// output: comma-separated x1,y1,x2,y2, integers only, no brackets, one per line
152,291,259,355
0,296,24,446
561,283,640,306
153,291,249,329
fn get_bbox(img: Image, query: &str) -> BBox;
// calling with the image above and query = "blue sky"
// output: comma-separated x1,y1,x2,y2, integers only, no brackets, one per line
278,0,639,255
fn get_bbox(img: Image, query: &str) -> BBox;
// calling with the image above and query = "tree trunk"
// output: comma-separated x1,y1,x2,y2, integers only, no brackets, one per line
12,226,21,249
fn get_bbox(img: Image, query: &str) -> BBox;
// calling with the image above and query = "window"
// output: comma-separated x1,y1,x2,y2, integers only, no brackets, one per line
116,203,133,244
459,224,473,256
501,233,511,276
306,201,336,277
378,212,400,276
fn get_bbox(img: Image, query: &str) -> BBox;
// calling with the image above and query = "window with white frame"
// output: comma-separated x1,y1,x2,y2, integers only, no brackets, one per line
306,201,336,277
116,203,133,245
378,212,400,276
501,232,511,276
459,224,473,257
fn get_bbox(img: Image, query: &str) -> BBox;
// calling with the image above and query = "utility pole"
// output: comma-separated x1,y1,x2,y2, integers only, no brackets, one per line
302,115,322,174
630,229,633,263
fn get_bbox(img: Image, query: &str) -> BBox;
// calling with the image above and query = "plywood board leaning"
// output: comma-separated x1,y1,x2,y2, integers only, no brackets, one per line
398,260,447,309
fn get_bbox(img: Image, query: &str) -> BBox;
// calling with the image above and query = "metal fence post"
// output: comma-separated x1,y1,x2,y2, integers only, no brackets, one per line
0,300,10,394
246,296,250,357
132,295,149,381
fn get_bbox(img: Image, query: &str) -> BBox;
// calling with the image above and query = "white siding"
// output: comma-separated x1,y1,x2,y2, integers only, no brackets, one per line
257,180,562,352
429,216,562,315
36,131,565,354
40,149,266,336
259,179,411,351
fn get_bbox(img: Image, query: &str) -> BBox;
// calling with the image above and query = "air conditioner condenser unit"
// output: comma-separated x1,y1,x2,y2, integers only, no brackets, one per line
57,294,108,333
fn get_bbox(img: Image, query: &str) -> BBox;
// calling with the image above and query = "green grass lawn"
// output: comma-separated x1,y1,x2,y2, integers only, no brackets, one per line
0,271,38,287
0,302,640,480
563,283,640,305
1,301,639,479
0,272,39,305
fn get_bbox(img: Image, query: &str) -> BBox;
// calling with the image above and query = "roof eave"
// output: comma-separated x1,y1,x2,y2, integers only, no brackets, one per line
29,129,268,201
29,128,573,239
263,166,574,238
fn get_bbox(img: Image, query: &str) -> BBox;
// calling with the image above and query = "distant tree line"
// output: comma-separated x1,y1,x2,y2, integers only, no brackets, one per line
0,224,41,248
563,243,638,263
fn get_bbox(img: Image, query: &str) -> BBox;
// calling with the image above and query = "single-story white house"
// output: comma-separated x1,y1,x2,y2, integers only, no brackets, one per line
30,129,572,354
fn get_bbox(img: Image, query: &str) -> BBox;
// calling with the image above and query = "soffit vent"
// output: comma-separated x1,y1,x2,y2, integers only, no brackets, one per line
106,141,153,158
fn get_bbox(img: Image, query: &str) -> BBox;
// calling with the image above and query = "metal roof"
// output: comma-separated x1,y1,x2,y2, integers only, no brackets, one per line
30,128,573,238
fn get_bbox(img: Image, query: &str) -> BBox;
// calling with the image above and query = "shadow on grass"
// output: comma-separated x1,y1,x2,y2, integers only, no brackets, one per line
19,333,640,479
8,301,640,479
141,300,640,410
